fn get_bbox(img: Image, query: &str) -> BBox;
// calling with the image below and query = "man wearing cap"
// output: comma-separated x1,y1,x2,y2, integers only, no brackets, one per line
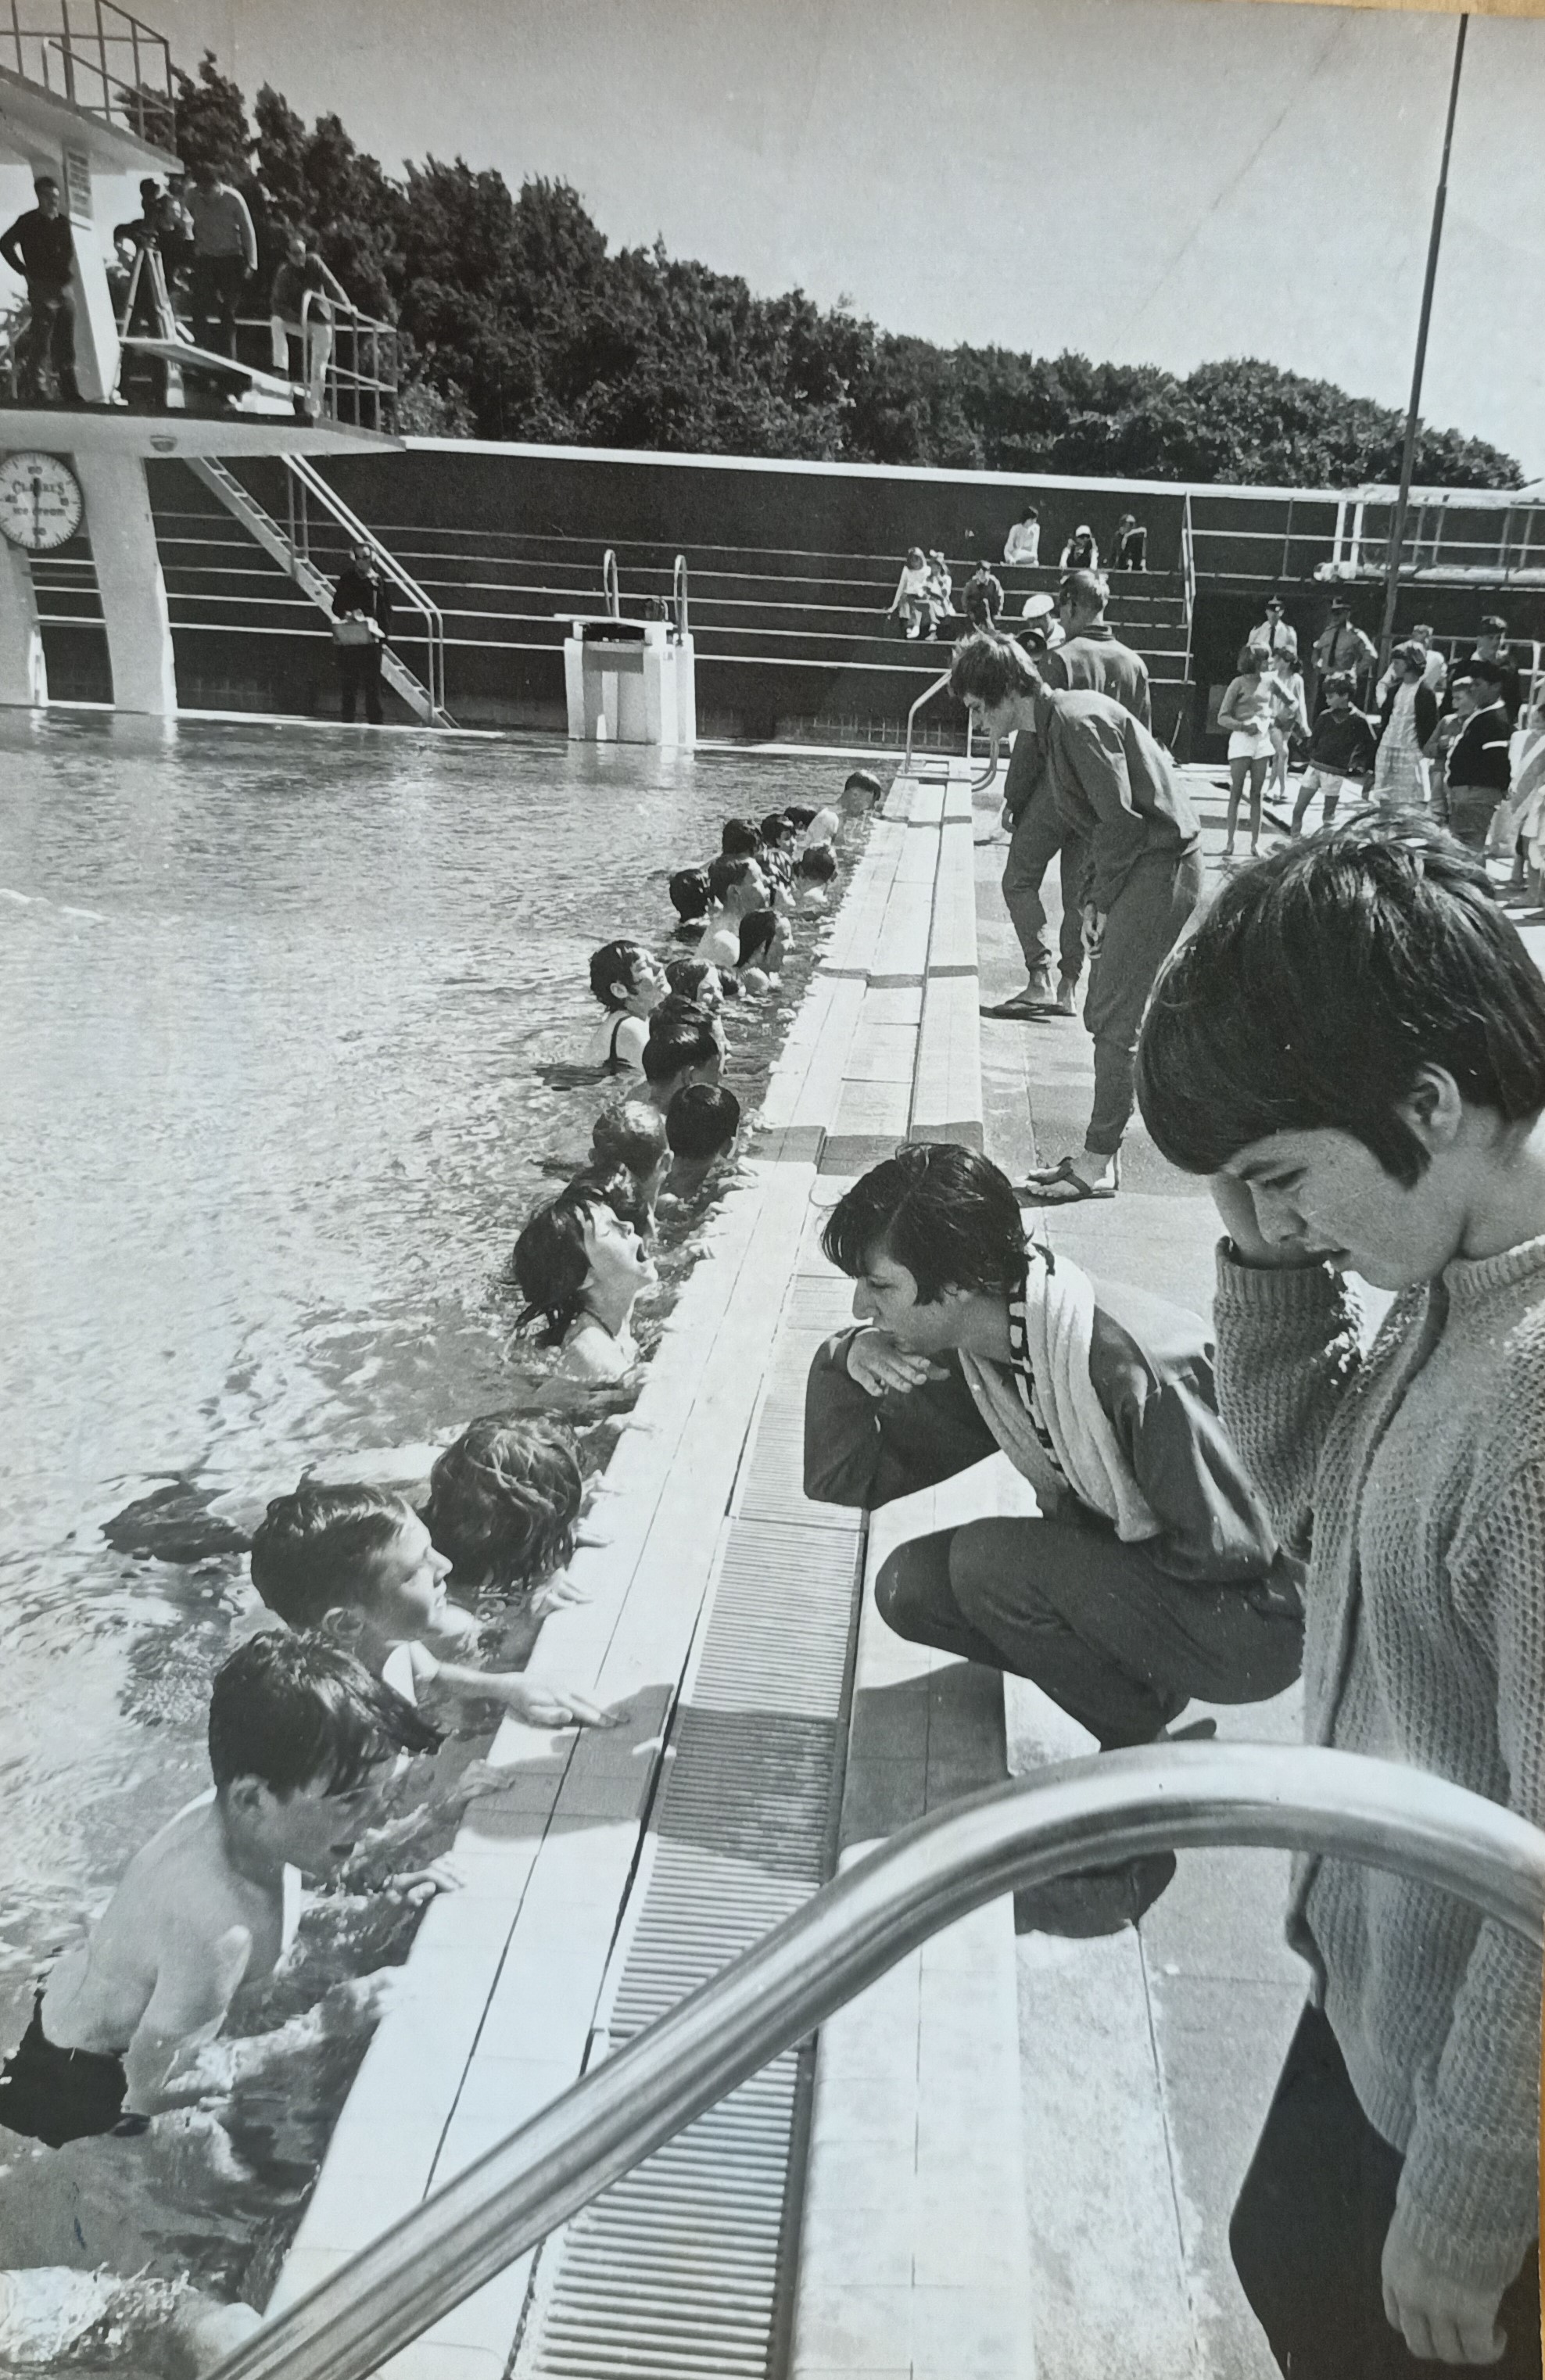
1311,599,1377,708
985,574,1149,1021
0,176,81,404
1252,597,1299,660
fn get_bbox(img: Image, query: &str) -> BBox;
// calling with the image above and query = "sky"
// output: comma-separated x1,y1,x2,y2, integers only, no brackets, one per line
14,0,1545,475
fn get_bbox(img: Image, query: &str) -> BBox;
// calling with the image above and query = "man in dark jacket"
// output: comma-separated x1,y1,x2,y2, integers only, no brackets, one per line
332,545,393,725
0,177,80,403
805,1145,1303,1929
1443,659,1515,849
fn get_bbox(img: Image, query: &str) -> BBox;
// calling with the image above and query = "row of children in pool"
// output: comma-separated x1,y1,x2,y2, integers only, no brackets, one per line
503,773,883,1389
0,769,884,2213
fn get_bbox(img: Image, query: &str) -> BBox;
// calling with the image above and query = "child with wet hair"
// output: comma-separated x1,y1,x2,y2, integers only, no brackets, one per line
668,866,711,941
511,1185,654,1385
702,854,770,966
421,1413,586,1598
665,955,730,1012
720,817,762,858
782,802,818,836
585,939,667,1070
737,908,788,994
249,1482,610,1726
838,768,883,851
640,999,724,1112
795,841,838,910
665,1083,742,1200
573,1097,672,1236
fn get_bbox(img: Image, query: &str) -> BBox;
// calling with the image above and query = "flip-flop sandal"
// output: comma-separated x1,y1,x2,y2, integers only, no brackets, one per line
980,991,1059,1020
1017,1159,1118,1205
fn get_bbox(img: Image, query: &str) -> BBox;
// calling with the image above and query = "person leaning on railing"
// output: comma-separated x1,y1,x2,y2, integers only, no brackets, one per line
269,230,349,418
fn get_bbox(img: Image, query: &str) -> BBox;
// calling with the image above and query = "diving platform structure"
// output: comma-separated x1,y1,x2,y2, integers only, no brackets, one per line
0,3,448,722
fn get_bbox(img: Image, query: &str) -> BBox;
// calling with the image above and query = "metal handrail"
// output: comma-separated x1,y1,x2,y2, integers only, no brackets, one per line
1179,489,1198,696
602,547,620,619
2,0,176,149
283,455,446,717
202,1743,1545,2380
672,552,689,637
902,665,951,772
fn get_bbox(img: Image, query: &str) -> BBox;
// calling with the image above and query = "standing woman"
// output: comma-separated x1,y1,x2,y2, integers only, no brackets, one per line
1217,643,1275,860
1267,649,1310,808
1373,640,1439,811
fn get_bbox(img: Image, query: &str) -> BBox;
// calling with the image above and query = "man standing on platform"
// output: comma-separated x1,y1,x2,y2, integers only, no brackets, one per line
983,572,1151,1023
953,631,1202,1205
0,177,81,404
186,161,256,364
1311,598,1377,707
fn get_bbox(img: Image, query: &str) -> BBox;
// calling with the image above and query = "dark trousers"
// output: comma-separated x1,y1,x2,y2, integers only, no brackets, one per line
1447,788,1500,851
1232,2005,1541,2379
1002,776,1084,987
189,253,246,357
338,641,384,725
874,1518,1303,1748
1084,844,1203,1156
19,282,78,400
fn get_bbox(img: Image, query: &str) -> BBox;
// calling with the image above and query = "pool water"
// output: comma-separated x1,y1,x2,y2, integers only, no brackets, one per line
0,711,850,2315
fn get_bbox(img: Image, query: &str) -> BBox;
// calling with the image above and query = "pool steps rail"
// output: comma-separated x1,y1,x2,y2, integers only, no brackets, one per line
186,456,455,727
199,1744,1545,2380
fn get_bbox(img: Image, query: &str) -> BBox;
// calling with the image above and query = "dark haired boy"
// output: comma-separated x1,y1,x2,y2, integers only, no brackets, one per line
1135,816,1545,2377
665,1082,742,1199
249,1485,609,1726
640,998,723,1114
668,867,711,939
703,855,769,966
806,1142,1301,1930
795,841,838,911
1444,658,1515,851
1289,671,1377,836
719,817,762,858
0,1635,438,2145
585,938,668,1070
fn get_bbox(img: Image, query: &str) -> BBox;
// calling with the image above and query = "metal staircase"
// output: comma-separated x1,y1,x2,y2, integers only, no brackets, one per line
187,457,454,726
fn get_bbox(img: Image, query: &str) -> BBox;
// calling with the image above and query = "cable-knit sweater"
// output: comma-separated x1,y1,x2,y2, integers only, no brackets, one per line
1213,1237,1545,2292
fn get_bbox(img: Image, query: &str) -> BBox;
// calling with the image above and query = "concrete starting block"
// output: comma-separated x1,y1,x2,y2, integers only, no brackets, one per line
564,615,696,747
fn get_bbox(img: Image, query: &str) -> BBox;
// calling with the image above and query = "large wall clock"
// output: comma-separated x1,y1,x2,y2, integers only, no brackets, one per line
0,452,84,551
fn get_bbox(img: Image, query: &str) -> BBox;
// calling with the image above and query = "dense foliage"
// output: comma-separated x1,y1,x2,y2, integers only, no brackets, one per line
172,52,1522,487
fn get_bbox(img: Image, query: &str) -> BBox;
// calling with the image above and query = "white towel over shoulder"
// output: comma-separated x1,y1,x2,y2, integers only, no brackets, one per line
1021,1253,1160,1543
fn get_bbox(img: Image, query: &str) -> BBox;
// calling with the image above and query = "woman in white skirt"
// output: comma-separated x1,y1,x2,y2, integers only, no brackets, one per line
1217,643,1276,858
1373,640,1439,810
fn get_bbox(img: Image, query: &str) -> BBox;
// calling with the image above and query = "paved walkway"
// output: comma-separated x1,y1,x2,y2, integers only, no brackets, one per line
977,766,1306,2380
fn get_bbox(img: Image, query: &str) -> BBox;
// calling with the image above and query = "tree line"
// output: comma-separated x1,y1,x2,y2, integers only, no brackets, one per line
171,52,1522,489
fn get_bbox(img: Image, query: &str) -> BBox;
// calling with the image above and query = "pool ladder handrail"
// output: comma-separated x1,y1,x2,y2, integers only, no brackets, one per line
284,456,451,723
602,548,621,619
201,1743,1545,2380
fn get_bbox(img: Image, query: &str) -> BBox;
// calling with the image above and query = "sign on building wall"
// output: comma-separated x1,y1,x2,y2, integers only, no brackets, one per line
62,145,92,222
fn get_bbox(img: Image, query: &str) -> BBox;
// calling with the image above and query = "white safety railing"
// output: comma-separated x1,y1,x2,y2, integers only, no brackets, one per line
2,0,176,151
601,547,620,619
199,1742,1545,2380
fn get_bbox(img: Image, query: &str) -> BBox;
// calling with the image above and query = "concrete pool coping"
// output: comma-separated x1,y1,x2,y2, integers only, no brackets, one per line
266,762,1020,2376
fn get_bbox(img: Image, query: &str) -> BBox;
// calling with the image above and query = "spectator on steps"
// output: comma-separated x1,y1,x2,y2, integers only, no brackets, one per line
0,177,81,404
887,546,933,640
185,162,256,363
962,564,1005,631
1059,523,1099,571
1110,514,1148,571
332,545,393,726
1002,505,1041,568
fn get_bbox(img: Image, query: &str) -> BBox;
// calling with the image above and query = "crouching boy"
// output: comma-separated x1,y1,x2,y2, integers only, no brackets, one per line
1136,816,1545,2378
0,1633,438,2145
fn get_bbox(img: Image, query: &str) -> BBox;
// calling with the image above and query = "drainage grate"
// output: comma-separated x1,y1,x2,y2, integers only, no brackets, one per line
513,1509,863,2380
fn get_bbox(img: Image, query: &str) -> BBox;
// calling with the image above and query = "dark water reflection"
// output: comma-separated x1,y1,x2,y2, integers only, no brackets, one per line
0,711,846,2307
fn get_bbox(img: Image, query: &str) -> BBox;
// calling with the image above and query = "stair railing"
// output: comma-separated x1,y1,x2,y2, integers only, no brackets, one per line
672,553,689,637
602,548,621,620
902,665,952,772
1179,489,1198,701
284,457,446,719
199,1742,1545,2380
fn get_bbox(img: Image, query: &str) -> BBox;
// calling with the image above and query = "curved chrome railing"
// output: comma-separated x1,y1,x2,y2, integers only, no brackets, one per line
902,666,952,772
204,1744,1545,2380
602,547,621,620
672,553,690,638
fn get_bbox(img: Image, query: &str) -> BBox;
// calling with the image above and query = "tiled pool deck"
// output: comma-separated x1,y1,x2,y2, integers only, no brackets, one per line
273,764,1529,2378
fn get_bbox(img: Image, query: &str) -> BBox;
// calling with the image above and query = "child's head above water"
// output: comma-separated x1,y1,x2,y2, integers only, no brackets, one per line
588,939,666,1015
706,853,767,913
798,844,837,884
720,817,762,858
642,999,722,1089
421,1412,585,1591
591,1096,670,1178
250,1485,477,1652
737,908,787,973
782,803,817,833
665,955,725,1012
208,1632,439,1863
511,1188,654,1346
668,867,711,928
841,769,882,816
666,1081,741,1165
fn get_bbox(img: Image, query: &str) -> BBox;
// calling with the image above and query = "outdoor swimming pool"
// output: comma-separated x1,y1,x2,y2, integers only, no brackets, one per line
0,711,851,2317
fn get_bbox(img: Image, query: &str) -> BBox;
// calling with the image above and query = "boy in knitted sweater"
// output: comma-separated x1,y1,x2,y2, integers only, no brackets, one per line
1137,817,1545,2377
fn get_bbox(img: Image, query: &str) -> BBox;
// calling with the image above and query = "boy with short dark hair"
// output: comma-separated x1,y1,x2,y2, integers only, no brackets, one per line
1289,670,1377,836
249,1485,610,1727
640,999,722,1113
703,855,770,966
795,841,838,910
0,1634,438,2145
586,938,667,1070
665,1082,742,1199
1136,815,1545,2377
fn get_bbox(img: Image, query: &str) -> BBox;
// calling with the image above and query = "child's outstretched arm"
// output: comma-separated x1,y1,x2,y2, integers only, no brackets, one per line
414,1648,616,1729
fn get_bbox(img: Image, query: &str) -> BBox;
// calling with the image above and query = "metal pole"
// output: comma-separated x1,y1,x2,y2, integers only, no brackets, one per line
1378,13,1468,667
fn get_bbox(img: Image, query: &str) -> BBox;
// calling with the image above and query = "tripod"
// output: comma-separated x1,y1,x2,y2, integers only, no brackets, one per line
118,242,185,410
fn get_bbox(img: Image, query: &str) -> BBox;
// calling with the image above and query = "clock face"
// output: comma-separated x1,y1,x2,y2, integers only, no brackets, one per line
0,452,84,552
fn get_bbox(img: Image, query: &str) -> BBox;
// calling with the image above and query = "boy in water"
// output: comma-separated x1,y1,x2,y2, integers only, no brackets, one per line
640,1000,724,1116
585,940,668,1071
572,1098,672,1239
0,1634,438,2147
249,1487,612,1726
701,857,769,968
665,1082,742,1200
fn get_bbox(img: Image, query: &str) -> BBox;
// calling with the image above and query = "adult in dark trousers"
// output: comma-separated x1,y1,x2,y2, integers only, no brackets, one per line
1468,616,1522,726
984,572,1152,1023
953,632,1201,1203
1310,597,1377,711
1443,657,1515,849
332,545,393,726
804,1142,1303,1933
185,162,256,362
0,177,81,403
